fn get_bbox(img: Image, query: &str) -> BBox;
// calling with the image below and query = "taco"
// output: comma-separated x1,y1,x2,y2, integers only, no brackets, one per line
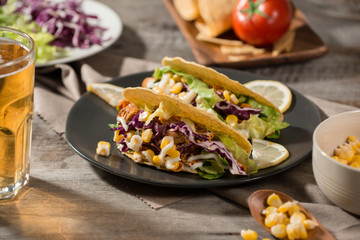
142,57,289,140
111,87,257,179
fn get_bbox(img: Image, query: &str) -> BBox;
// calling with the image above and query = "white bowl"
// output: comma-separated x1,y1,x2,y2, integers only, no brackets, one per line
313,110,360,215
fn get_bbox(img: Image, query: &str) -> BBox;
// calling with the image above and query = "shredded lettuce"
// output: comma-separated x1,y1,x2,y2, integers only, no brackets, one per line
198,159,225,179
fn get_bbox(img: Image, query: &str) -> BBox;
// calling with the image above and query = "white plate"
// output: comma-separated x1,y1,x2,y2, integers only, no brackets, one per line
36,0,122,68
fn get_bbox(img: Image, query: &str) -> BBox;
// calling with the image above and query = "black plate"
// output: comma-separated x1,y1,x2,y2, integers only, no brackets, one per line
65,68,321,188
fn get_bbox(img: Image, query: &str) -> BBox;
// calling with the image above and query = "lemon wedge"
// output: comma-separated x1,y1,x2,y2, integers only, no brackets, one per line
244,80,292,113
87,83,124,107
251,138,289,169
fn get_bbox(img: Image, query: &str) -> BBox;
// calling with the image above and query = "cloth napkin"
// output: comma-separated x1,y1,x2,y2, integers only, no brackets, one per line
34,55,360,239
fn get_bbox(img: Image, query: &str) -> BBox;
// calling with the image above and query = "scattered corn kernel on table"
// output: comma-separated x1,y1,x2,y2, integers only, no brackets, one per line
0,0,359,239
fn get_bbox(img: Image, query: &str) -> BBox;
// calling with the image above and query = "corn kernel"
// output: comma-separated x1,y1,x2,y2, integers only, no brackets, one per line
178,91,187,98
223,90,231,101
96,141,111,156
113,130,124,142
265,212,287,227
167,147,180,159
353,155,360,164
262,206,278,216
226,114,238,125
141,129,153,143
303,219,317,230
142,149,155,163
180,77,187,83
290,212,306,224
126,130,135,141
348,135,357,143
336,158,348,165
278,201,297,213
161,138,171,149
152,155,162,165
288,204,301,216
270,224,287,239
139,111,151,122
170,82,183,94
230,94,239,105
350,161,360,168
172,74,181,82
267,193,283,208
240,229,257,240
153,86,164,94
165,160,180,171
286,223,300,240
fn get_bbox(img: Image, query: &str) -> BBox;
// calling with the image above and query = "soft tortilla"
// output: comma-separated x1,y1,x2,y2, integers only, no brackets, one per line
123,87,252,154
161,56,284,122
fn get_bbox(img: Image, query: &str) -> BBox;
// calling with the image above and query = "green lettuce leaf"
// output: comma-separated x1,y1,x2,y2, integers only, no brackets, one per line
198,159,225,179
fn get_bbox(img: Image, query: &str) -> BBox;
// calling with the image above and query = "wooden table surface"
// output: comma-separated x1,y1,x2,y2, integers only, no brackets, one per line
1,1,359,239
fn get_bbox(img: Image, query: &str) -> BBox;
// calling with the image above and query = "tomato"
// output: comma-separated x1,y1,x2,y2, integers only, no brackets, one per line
232,0,292,46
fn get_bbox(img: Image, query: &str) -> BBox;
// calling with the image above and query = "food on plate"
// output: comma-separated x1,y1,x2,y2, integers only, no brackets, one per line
244,80,292,113
87,83,125,107
110,87,258,179
251,139,289,169
96,141,111,157
263,193,318,239
142,57,289,140
332,136,360,169
0,0,108,63
232,0,292,46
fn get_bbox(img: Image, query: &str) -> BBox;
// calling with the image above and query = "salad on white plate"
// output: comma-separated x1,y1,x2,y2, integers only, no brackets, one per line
0,0,122,66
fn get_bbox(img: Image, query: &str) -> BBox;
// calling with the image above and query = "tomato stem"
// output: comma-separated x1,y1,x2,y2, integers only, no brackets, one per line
240,0,270,19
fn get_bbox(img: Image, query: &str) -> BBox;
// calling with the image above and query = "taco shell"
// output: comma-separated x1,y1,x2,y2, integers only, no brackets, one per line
123,87,252,154
161,56,284,122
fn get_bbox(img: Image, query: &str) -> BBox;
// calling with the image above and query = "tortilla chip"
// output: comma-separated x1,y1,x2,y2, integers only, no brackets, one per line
220,45,265,55
272,30,295,56
195,0,238,37
174,0,199,21
196,33,244,46
123,87,252,154
161,57,283,122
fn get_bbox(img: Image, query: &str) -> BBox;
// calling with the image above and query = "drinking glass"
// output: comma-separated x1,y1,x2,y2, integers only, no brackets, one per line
0,26,35,199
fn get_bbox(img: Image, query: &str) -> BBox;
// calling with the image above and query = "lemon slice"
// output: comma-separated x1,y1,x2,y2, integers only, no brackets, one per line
87,83,124,107
244,80,292,113
251,139,289,169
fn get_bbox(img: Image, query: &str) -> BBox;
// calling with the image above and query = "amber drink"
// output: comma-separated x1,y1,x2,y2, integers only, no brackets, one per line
0,27,35,199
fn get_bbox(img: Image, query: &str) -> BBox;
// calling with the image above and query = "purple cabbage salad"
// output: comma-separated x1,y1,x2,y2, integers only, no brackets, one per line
111,111,247,175
214,101,262,120
16,0,108,48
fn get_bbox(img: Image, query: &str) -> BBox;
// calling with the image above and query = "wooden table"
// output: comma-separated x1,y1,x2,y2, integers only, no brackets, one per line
1,1,359,239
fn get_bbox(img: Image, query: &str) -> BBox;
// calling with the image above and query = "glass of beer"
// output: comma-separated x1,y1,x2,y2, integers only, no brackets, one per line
0,26,35,199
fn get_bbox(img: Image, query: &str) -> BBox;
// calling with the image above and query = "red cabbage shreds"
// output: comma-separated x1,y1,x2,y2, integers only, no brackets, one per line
16,0,108,48
0,0,7,6
168,122,247,175
214,101,262,120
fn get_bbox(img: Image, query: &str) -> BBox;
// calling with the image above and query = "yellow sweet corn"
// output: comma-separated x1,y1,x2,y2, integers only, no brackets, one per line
161,138,171,149
96,141,111,156
240,229,257,240
278,201,296,213
152,155,162,166
288,203,301,216
144,149,155,162
226,114,238,125
267,193,283,208
303,219,317,230
139,111,151,122
265,212,287,227
223,90,231,101
178,91,187,99
113,130,123,142
270,224,287,239
230,94,240,105
141,129,153,143
167,147,180,159
170,82,183,94
262,206,278,216
152,86,164,94
126,130,135,141
290,212,306,224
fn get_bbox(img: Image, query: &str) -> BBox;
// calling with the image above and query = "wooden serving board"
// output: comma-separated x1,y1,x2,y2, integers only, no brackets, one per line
163,0,328,68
